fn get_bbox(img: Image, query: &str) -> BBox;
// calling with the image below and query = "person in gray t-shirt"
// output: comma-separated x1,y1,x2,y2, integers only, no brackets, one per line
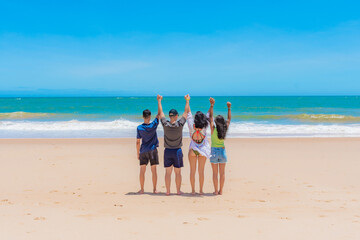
157,94,190,195
161,113,186,149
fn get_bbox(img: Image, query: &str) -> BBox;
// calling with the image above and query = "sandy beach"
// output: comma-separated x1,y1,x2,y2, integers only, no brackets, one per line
0,138,360,240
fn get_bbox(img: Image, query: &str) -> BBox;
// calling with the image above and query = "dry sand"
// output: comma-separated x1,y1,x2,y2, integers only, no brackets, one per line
0,138,360,240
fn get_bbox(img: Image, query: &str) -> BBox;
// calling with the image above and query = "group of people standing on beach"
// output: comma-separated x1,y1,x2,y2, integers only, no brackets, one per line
136,95,231,195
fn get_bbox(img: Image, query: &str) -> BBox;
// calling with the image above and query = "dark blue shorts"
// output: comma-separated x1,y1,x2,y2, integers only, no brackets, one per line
164,148,183,168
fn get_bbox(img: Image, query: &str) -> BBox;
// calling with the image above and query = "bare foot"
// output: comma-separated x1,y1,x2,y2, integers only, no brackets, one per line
218,190,223,195
213,191,218,195
138,190,144,194
153,190,159,194
177,191,183,195
166,192,170,196
191,191,196,196
199,191,204,195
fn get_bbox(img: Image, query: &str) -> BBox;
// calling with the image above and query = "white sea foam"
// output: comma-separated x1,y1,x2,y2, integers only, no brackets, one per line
1,119,360,138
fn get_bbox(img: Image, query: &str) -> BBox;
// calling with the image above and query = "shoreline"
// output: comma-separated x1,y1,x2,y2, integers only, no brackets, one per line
1,136,360,140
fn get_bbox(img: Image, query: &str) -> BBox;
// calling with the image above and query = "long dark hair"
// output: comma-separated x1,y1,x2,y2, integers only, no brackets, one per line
215,115,228,139
194,111,209,129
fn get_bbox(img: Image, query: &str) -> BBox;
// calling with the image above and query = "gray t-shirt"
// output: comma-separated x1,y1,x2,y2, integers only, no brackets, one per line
160,117,186,149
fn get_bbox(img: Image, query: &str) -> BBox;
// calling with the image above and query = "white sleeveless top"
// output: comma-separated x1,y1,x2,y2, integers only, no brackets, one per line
187,112,211,158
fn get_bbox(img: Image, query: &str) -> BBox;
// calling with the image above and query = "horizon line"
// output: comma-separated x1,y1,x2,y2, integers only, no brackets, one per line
0,95,359,98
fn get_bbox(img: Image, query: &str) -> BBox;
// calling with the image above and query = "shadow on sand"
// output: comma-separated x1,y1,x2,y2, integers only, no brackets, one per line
125,191,217,197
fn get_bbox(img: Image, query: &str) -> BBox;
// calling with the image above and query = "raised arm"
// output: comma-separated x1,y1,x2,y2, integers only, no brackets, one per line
182,94,190,119
157,95,165,119
226,102,232,127
209,97,215,133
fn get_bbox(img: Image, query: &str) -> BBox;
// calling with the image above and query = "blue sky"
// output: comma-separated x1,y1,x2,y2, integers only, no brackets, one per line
0,0,360,96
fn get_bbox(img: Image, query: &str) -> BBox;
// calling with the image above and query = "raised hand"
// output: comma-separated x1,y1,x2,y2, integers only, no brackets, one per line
227,102,232,108
183,94,191,118
157,94,163,101
209,97,215,106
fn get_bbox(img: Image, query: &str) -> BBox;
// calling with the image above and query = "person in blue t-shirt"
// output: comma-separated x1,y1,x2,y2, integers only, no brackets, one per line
136,109,160,194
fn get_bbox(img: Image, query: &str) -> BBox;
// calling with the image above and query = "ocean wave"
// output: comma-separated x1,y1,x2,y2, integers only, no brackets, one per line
233,114,360,123
1,119,360,138
2,111,360,123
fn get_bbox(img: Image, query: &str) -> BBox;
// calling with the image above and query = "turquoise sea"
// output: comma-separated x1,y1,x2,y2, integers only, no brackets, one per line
1,96,360,138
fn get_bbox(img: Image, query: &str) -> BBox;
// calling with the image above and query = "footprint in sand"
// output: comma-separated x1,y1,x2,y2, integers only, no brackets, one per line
258,200,266,203
280,217,291,220
114,204,123,207
34,217,46,221
77,214,92,220
1,199,13,205
197,217,208,221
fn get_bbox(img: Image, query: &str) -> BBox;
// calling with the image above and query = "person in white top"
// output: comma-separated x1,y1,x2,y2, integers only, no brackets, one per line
187,97,214,195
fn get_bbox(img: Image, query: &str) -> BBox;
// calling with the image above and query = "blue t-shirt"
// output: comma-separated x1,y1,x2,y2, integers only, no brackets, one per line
137,118,159,154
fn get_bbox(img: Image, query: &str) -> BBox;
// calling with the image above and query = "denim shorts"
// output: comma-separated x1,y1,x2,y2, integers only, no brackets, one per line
210,147,227,164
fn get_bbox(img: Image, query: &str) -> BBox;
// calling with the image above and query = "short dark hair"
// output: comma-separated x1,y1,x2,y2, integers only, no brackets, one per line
143,109,151,118
169,109,178,117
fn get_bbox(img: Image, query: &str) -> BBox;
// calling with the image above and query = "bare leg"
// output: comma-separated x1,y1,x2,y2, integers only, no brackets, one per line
219,163,226,195
165,167,173,195
188,150,197,194
198,156,207,195
138,165,146,194
211,163,219,195
151,165,158,193
174,167,182,195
